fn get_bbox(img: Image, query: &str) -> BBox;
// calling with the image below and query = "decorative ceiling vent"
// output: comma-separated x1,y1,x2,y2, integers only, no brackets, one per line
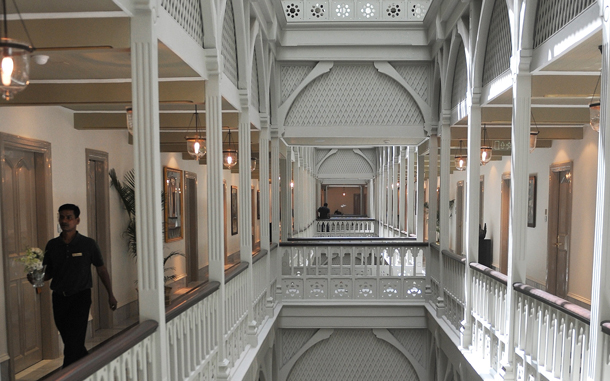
306,1,329,20
282,1,304,20
285,0,430,21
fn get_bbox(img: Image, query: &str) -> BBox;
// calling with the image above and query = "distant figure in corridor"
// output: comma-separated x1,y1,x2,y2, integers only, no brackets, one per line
317,203,330,219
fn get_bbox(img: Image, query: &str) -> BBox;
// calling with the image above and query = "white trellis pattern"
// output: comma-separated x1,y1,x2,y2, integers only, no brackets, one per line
285,64,424,126
392,63,430,104
281,64,317,103
482,0,511,87
221,0,239,87
160,0,204,46
388,329,429,368
533,0,596,48
318,150,373,174
281,329,319,365
451,42,467,110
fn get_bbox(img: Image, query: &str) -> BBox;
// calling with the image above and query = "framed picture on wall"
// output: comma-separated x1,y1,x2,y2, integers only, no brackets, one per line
257,190,260,220
164,167,183,242
231,186,238,235
528,175,537,228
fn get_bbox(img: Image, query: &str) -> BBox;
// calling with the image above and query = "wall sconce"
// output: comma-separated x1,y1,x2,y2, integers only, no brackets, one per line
223,129,238,169
250,157,257,172
480,125,492,166
0,0,35,100
185,105,206,160
455,140,467,171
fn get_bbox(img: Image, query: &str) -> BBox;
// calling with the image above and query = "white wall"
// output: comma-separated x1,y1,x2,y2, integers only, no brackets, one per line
447,126,597,304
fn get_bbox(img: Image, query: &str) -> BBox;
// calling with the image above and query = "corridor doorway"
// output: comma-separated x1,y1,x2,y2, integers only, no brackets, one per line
184,171,199,284
500,174,511,274
547,162,573,298
1,133,55,373
86,149,113,333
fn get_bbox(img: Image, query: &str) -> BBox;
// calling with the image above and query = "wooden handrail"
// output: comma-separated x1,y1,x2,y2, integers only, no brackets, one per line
441,249,466,264
288,237,416,241
252,248,268,264
225,262,249,284
42,320,158,381
601,320,610,336
470,262,508,285
513,282,590,324
280,241,429,247
166,281,221,322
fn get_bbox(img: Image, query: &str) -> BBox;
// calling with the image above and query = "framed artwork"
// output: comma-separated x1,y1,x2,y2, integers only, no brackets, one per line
528,175,537,228
164,167,183,242
257,190,260,220
231,186,238,235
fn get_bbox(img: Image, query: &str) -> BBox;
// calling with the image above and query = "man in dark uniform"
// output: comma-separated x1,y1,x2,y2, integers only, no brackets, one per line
317,202,330,219
37,204,117,368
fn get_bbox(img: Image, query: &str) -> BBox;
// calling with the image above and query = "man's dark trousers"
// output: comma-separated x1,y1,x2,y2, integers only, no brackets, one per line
52,289,91,367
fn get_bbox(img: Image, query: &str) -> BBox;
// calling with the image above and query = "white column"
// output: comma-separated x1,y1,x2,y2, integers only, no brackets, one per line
416,149,425,241
399,147,407,234
392,147,399,235
428,136,439,244
407,147,416,236
281,148,293,240
205,69,230,378
438,116,451,313
259,123,270,251
589,4,610,377
271,132,280,243
131,5,167,379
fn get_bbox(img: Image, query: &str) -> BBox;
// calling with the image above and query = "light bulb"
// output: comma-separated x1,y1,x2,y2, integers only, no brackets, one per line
193,141,200,153
482,151,487,161
1,56,14,86
459,158,464,166
226,156,233,164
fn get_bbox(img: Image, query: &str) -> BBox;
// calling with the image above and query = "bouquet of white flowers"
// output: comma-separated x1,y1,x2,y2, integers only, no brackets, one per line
18,247,46,288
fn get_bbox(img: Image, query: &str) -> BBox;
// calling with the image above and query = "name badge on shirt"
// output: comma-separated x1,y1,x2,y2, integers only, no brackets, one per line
72,253,83,257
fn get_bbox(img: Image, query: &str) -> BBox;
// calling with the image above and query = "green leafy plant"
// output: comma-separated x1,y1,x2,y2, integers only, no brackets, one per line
110,168,183,284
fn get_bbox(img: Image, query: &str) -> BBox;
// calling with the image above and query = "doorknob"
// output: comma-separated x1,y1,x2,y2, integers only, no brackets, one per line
553,242,563,247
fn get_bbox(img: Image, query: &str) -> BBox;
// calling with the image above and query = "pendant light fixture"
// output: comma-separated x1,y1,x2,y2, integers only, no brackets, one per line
125,107,133,135
250,157,257,172
0,0,35,100
455,140,467,171
185,105,206,160
480,124,492,166
223,129,238,169
530,112,539,153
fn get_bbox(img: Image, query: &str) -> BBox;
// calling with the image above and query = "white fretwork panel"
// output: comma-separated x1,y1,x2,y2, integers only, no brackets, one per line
319,150,374,175
281,329,319,366
161,0,204,45
331,278,352,298
482,0,511,86
331,1,354,20
355,278,377,298
407,0,430,20
287,330,420,381
533,0,596,48
285,64,424,126
380,278,401,298
283,0,305,20
361,148,377,171
305,278,328,299
392,64,430,104
404,279,424,299
451,42,467,110
305,0,329,20
221,0,239,87
388,329,428,368
382,1,405,20
316,149,331,166
251,51,260,111
356,1,379,20
281,64,317,103
283,278,304,299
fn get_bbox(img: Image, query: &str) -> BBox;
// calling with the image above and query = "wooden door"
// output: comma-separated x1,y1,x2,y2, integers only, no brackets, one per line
2,148,43,373
547,164,573,298
500,176,511,274
184,172,198,284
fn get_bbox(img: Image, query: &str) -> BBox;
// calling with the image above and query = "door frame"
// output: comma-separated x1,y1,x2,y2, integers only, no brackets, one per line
85,149,113,331
546,161,573,297
184,171,198,284
0,133,59,373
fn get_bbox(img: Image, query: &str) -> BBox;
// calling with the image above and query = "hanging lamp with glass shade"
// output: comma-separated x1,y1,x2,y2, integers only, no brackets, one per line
480,124,492,165
223,129,238,169
125,107,133,135
250,157,257,172
0,0,35,100
185,105,206,160
455,140,467,171
530,112,539,153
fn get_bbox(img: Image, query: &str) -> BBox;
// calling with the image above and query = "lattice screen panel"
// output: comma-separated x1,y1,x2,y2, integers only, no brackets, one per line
287,330,420,381
161,0,204,45
251,51,260,111
482,0,511,86
316,149,332,166
221,0,239,87
361,148,377,171
281,64,317,103
392,63,430,104
281,329,319,366
319,150,373,175
451,42,467,110
388,329,428,368
534,0,596,48
285,64,424,126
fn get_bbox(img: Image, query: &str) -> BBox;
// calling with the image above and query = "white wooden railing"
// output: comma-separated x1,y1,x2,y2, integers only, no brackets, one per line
280,241,427,300
601,322,610,379
224,264,250,367
252,252,269,330
442,250,466,331
314,218,377,237
428,244,441,303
